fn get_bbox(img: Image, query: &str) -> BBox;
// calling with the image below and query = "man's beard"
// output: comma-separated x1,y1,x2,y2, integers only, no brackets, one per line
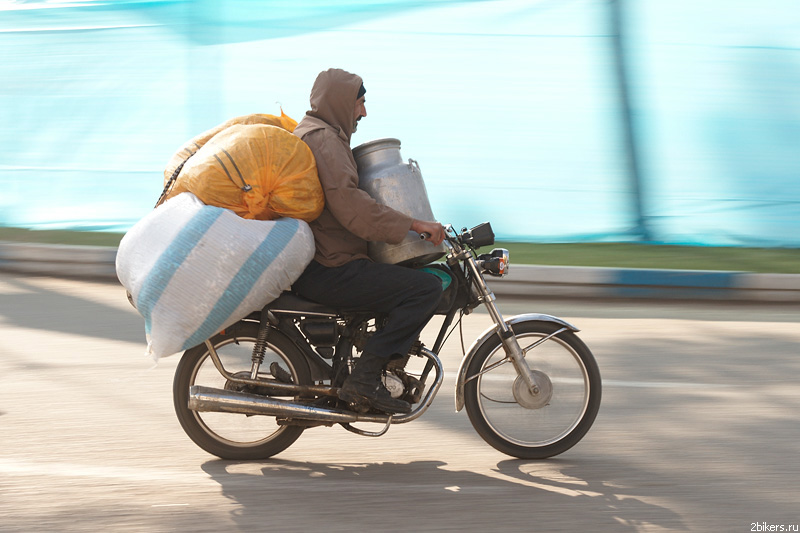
353,117,361,133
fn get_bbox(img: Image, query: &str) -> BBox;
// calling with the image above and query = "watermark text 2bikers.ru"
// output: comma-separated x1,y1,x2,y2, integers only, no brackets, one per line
751,523,799,532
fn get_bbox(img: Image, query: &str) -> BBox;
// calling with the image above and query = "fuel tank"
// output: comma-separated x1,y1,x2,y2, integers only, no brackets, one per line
352,138,446,267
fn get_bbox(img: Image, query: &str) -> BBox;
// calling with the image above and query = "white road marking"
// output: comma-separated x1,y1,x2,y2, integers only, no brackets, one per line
0,457,209,484
603,379,728,389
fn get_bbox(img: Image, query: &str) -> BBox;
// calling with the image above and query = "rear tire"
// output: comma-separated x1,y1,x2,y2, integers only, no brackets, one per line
173,322,311,460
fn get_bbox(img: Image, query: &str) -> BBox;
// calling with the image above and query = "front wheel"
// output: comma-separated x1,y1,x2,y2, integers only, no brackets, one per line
173,322,312,460
464,320,601,459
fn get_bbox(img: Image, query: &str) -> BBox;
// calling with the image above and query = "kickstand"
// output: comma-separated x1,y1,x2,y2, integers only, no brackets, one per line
340,416,393,437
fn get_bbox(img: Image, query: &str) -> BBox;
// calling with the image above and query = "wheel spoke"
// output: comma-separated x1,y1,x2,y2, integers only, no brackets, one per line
520,326,569,356
464,356,513,386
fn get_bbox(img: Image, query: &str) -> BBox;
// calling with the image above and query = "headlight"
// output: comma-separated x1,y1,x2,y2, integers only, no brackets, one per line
477,248,509,277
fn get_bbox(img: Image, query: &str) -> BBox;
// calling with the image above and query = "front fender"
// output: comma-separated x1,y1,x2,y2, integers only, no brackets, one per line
454,313,580,412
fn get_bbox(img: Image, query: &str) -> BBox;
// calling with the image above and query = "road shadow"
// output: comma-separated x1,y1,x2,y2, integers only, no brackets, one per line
201,457,686,531
0,274,145,346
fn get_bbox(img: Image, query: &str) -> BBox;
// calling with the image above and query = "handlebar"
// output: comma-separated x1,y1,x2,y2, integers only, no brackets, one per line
418,222,494,252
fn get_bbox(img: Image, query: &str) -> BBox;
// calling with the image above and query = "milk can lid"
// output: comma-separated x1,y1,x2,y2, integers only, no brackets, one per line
352,138,401,159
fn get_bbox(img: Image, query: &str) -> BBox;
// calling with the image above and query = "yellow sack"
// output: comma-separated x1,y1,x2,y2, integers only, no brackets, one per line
163,111,298,183
165,124,323,222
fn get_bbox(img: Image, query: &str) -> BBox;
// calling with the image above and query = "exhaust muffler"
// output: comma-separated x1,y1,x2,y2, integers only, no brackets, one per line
188,385,389,424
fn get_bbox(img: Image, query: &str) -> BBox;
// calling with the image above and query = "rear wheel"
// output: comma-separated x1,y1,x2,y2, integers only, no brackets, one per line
173,322,311,460
464,320,601,459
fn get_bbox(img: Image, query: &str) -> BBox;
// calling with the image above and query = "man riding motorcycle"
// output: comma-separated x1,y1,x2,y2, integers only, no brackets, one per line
292,68,445,415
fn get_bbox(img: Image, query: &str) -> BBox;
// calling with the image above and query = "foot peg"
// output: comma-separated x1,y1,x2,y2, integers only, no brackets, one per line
270,362,294,383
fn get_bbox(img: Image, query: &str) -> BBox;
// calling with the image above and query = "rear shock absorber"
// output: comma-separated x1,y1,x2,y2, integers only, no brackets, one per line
250,314,271,379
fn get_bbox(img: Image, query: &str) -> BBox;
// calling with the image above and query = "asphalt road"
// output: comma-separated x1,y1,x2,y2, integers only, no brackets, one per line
1,272,799,532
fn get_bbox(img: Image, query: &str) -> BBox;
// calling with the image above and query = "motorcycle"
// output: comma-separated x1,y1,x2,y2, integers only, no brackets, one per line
173,222,601,460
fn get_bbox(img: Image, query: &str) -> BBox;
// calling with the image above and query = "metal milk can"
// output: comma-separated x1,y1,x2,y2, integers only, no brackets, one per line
352,138,446,267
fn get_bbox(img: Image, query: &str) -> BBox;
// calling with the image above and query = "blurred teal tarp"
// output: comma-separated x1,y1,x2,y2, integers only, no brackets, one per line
1,0,798,246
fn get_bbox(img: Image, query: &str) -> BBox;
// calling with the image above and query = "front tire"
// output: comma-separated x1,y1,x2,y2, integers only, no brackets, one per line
173,322,312,460
464,320,601,459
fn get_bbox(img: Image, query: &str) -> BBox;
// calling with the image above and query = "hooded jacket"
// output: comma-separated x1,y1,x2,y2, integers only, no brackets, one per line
294,68,412,267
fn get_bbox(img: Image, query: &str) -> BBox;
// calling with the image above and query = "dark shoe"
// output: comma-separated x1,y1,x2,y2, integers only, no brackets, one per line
338,379,412,414
337,352,412,414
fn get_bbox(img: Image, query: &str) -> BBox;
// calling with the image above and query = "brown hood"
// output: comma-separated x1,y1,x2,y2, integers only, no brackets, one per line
295,68,362,142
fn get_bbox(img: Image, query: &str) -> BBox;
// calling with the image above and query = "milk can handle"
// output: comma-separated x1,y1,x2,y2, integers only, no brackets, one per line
408,158,420,171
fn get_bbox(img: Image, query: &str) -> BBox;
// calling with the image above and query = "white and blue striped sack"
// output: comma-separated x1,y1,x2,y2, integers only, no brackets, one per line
116,192,315,360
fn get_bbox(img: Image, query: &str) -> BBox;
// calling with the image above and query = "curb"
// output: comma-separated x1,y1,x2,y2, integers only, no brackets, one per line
0,242,118,279
486,265,800,303
2,241,799,302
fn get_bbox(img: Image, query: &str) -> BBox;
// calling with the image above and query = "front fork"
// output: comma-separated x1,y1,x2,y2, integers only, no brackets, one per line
464,255,540,395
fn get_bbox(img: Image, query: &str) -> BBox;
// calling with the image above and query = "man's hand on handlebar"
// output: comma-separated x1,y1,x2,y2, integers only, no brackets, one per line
411,220,445,246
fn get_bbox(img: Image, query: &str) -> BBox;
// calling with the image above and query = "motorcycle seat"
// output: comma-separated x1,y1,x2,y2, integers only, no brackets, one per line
266,291,339,316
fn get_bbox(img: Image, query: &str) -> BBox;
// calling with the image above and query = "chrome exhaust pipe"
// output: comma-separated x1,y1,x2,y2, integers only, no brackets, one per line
188,385,389,424
189,347,444,429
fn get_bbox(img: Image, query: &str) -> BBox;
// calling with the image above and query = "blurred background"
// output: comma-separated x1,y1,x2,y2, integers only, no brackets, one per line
1,0,798,246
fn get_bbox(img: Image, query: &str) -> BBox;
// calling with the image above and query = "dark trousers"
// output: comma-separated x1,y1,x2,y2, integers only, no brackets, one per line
293,259,443,359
